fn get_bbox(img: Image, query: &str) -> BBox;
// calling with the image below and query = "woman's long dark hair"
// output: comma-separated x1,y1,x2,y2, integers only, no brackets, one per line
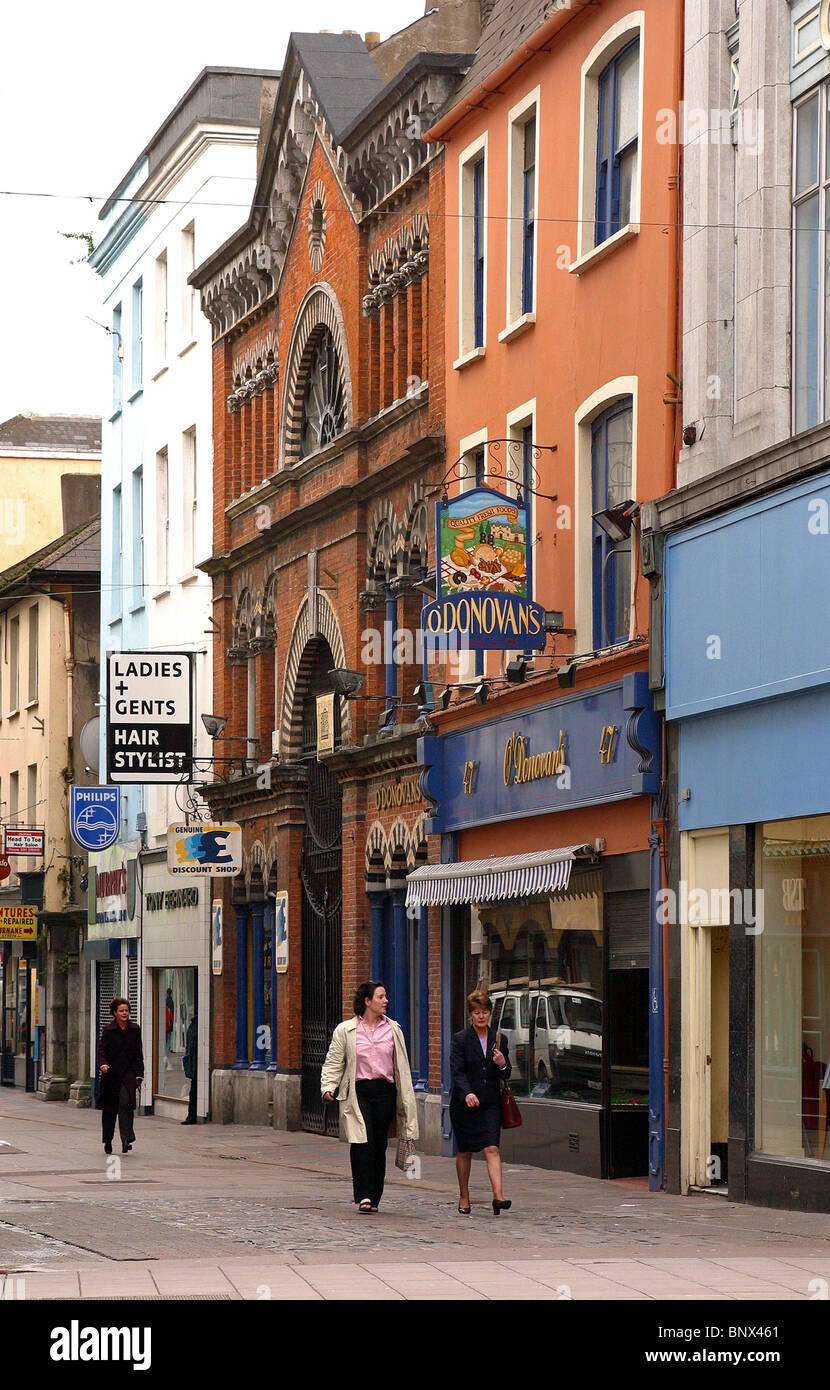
353,981,385,1016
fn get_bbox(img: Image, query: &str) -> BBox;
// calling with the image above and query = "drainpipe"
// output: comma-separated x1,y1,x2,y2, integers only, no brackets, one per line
28,587,73,747
648,811,664,1191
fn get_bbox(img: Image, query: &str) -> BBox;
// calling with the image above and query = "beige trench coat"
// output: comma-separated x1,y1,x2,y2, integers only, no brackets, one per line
320,1016,419,1145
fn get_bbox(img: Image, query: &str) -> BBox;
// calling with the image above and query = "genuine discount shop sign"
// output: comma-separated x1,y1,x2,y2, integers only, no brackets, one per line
106,652,194,784
0,906,37,940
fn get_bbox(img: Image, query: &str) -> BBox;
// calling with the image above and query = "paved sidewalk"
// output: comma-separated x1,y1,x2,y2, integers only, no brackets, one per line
2,1088,830,1300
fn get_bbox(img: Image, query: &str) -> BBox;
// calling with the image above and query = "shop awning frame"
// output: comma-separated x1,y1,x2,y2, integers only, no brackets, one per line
405,845,595,909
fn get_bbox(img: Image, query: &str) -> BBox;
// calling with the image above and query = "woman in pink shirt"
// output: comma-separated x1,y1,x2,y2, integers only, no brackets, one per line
321,980,418,1213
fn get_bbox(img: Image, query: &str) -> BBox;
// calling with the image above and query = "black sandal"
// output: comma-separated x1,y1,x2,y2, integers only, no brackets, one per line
358,1198,373,1213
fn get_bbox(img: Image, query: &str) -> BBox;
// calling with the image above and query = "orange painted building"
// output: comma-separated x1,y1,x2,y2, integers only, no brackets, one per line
407,0,682,1180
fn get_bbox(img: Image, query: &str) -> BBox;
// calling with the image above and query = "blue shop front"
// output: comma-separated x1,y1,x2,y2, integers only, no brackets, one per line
663,466,830,1210
408,671,662,1182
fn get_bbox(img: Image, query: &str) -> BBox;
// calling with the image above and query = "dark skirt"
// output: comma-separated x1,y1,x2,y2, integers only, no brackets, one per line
450,1097,501,1153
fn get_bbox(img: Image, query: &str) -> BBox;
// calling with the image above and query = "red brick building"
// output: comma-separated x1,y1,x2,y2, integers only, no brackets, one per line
192,15,482,1136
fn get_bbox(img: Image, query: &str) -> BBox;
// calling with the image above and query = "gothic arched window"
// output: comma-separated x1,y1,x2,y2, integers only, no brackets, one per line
300,328,346,458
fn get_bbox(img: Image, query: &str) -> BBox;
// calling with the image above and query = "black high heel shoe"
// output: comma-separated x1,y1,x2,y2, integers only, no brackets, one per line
492,1198,512,1215
457,1202,472,1215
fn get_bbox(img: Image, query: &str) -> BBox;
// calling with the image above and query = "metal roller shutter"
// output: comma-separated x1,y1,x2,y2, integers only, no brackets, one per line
127,955,138,1020
606,890,650,970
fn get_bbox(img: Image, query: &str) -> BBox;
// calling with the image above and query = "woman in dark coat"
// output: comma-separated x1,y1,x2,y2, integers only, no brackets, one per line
97,997,144,1155
450,990,513,1215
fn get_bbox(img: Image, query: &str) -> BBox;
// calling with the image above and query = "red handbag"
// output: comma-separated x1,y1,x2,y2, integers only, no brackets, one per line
497,1032,522,1129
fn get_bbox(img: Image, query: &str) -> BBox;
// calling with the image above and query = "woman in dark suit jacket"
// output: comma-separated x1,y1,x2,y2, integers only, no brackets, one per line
450,990,513,1215
97,997,144,1155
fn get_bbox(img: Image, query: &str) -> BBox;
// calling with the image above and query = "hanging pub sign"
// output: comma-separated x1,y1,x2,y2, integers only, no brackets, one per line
106,651,194,784
421,487,546,650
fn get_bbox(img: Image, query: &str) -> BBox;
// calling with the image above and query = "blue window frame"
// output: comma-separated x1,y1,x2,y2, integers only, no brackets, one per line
522,119,536,313
595,39,639,247
473,158,485,346
473,446,486,488
591,400,633,647
521,423,533,500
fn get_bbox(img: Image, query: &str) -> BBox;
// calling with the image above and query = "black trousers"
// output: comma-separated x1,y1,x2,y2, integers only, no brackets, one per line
350,1079,397,1207
102,1084,135,1146
187,1072,197,1121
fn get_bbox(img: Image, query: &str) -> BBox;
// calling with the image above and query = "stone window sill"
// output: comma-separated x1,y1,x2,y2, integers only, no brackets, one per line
498,312,536,344
452,345,486,371
569,224,639,276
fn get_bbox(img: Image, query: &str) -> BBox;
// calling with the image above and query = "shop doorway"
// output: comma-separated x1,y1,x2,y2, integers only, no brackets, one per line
299,640,343,1137
682,829,731,1191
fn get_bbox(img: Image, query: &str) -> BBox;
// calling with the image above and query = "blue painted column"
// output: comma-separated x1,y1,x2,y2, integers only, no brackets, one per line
648,810,664,1191
391,888,410,1045
250,901,266,1069
440,832,458,1156
369,888,387,982
233,905,249,1069
267,902,278,1072
418,905,429,1081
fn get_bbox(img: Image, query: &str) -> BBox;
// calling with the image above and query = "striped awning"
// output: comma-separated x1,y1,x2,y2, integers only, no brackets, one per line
405,845,593,909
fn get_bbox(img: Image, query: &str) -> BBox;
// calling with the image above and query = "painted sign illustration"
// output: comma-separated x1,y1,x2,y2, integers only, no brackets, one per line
274,890,288,973
212,899,223,976
422,487,546,649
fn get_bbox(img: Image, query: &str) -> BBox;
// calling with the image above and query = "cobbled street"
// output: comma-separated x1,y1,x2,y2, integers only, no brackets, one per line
2,1089,830,1300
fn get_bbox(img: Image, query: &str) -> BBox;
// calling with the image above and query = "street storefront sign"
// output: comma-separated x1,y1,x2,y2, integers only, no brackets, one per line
70,786,120,851
106,652,194,784
167,824,242,876
0,854,10,882
0,906,37,940
419,673,660,834
422,487,546,650
5,829,44,856
212,900,223,976
88,843,139,940
145,887,199,912
274,890,288,973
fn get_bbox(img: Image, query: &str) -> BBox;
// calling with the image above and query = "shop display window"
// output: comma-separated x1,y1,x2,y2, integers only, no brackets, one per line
155,967,197,1102
469,888,603,1101
756,816,830,1163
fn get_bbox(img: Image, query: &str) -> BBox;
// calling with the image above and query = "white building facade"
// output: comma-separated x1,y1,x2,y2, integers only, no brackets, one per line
90,68,277,1122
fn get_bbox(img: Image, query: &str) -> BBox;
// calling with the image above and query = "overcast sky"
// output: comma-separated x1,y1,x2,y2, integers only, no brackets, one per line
0,0,422,427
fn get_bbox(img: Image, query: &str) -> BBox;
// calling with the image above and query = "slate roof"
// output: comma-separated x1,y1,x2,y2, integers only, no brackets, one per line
338,51,477,148
289,32,384,141
0,415,101,454
448,0,556,110
0,519,101,599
